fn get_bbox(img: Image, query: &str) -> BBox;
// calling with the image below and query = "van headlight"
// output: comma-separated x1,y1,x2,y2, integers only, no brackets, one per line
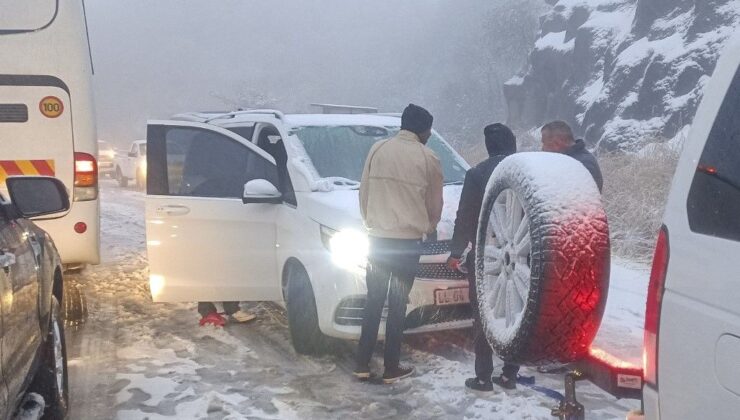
320,226,369,272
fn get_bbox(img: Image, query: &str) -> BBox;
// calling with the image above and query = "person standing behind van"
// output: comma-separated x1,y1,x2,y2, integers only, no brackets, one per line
354,104,444,384
540,121,603,192
198,302,256,327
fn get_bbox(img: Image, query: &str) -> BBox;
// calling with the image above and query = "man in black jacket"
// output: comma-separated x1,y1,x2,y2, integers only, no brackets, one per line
447,123,520,392
541,120,603,192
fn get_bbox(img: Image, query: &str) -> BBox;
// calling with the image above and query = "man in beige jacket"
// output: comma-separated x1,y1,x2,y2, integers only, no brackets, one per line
354,104,444,384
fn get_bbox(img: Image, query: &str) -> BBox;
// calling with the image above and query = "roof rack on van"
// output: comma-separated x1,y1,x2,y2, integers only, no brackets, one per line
202,109,285,123
172,109,286,124
310,103,379,114
170,112,214,123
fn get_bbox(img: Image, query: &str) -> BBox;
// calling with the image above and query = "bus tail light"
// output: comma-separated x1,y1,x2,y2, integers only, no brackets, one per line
74,152,98,201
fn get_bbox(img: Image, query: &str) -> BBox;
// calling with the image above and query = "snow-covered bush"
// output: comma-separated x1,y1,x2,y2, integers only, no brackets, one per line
600,144,680,261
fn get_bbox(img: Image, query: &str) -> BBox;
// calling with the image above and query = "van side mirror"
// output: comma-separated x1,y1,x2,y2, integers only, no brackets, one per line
6,176,70,218
243,179,282,204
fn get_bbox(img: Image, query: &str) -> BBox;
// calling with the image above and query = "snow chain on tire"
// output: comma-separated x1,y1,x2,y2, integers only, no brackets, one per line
62,280,88,326
475,153,610,365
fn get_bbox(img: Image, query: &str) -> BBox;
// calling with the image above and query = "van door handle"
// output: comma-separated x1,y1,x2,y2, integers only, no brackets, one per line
156,205,190,216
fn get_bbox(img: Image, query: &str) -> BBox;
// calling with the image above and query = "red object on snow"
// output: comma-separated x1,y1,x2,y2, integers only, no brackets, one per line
199,312,226,327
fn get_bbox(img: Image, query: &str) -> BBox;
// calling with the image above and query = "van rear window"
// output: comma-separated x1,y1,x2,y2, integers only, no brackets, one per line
0,0,57,34
687,65,740,242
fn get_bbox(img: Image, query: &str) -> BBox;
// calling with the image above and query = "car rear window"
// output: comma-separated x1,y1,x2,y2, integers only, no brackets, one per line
687,65,740,242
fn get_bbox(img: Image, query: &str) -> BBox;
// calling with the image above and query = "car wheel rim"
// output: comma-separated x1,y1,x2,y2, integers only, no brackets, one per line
481,188,532,343
52,315,65,394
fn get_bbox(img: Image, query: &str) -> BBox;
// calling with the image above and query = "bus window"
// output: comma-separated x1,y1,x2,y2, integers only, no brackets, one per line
0,0,58,34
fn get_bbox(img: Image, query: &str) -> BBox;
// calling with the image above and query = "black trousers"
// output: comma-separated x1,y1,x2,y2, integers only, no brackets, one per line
467,253,520,380
356,237,421,371
198,302,239,317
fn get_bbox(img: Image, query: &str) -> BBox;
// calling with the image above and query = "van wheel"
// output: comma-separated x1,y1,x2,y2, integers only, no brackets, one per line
286,263,328,355
116,167,128,188
475,153,610,365
62,281,88,326
30,297,69,419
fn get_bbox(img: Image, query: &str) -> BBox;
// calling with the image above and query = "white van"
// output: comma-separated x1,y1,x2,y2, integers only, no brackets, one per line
0,0,100,266
639,37,740,418
145,110,473,354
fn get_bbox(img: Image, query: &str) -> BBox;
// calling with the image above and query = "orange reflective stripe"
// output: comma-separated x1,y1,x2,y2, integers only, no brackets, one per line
31,160,55,176
16,160,40,176
0,160,56,185
0,161,22,176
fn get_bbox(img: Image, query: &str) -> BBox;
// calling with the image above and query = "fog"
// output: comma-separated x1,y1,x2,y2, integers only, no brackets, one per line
86,0,543,157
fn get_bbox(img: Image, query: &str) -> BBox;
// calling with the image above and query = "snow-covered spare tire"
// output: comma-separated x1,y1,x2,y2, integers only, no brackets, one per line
475,152,610,366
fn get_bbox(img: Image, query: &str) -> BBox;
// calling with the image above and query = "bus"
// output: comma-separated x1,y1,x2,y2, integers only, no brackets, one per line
0,0,100,267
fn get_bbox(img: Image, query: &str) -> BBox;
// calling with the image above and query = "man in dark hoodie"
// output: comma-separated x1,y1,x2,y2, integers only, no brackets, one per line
447,123,520,392
541,120,603,192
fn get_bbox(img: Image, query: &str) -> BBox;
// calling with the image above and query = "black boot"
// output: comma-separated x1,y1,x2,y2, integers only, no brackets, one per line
353,366,371,381
382,365,414,384
492,374,517,390
465,377,494,392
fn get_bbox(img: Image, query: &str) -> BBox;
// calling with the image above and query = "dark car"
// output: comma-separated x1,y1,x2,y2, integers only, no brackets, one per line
1,176,69,419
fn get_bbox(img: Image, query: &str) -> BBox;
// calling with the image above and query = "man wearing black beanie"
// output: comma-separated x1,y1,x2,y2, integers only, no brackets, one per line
448,123,521,392
400,104,434,144
355,104,443,383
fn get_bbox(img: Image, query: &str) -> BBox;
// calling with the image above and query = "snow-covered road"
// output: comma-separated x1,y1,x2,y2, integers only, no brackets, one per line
64,181,644,419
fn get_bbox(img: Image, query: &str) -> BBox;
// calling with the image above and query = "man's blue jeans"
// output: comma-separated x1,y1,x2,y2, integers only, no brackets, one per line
356,237,421,371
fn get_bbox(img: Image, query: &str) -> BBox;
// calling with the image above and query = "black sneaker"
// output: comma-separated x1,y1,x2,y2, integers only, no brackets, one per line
353,367,371,381
465,377,494,392
382,366,414,384
492,374,517,390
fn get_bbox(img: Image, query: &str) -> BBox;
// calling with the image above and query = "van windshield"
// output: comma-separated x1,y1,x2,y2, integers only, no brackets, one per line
0,0,57,33
295,126,467,184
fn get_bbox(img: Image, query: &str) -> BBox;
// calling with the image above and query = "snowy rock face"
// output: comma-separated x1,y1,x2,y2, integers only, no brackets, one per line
505,0,740,151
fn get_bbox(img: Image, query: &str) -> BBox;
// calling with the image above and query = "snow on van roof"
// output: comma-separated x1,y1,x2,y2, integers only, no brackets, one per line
284,114,401,127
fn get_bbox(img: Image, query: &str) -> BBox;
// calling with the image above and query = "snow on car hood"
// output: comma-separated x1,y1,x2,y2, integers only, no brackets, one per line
301,185,463,240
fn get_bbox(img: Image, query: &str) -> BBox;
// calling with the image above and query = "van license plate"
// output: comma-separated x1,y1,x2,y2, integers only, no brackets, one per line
435,288,469,306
